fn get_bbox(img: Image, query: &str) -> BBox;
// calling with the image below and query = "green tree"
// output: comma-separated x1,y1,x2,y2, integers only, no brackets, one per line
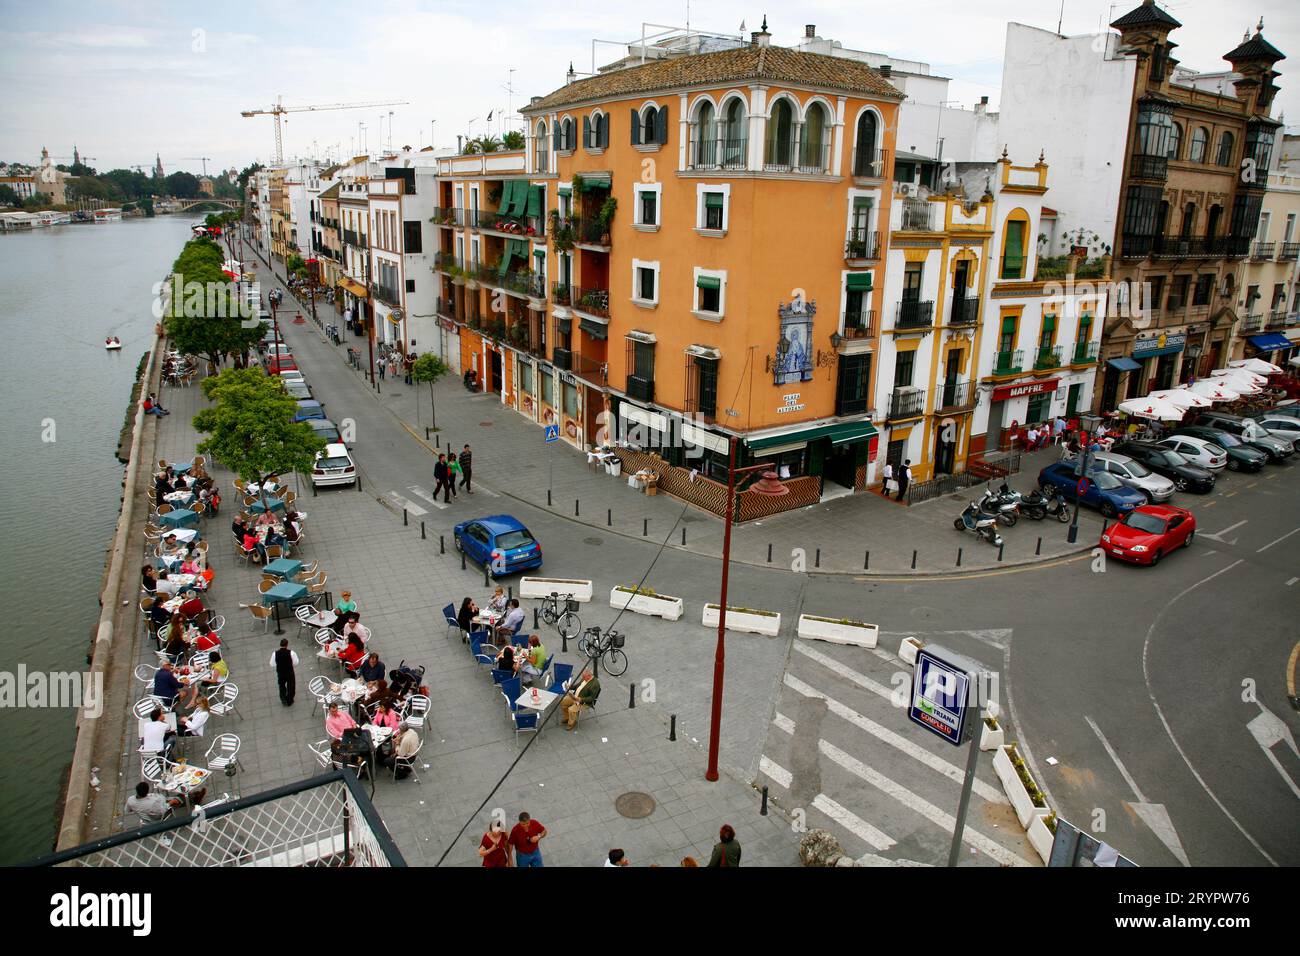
193,367,326,510
236,162,264,189
0,184,19,207
286,253,309,280
464,135,502,155
165,171,201,198
411,353,451,430
166,238,265,369
67,177,116,201
501,130,525,150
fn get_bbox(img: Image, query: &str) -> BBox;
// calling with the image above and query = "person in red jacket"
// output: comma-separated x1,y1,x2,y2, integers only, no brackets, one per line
338,634,366,674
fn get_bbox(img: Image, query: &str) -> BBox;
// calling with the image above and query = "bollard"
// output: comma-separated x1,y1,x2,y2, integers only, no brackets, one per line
403,508,408,526
911,550,917,570
461,550,466,570
629,683,636,709
533,608,539,629
998,542,1005,562
547,490,552,507
643,518,648,537
356,475,362,493
1035,536,1042,556
956,547,962,567
607,508,612,527
815,548,821,568
508,586,513,601
682,527,686,546
575,499,580,517
760,785,769,816
421,521,426,540
865,550,870,570
561,630,569,654
669,714,677,741
425,427,430,440
767,543,773,563
312,482,317,497
440,535,445,554
483,563,490,586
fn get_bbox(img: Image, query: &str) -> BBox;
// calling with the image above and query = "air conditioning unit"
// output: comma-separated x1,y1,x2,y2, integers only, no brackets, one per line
899,183,919,198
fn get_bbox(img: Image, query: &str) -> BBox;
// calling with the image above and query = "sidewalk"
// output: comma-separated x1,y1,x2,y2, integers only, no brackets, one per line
248,242,1101,577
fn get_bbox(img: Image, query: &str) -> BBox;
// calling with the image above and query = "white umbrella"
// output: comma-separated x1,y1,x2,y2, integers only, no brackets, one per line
1150,388,1212,410
1118,396,1187,421
1188,379,1241,401
1213,366,1267,385
1230,358,1281,375
1290,355,1300,369
1211,370,1264,393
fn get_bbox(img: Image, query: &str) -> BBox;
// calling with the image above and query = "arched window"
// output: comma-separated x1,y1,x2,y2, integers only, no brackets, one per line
1189,126,1208,163
1166,122,1182,159
640,106,657,143
1215,131,1234,167
854,111,880,176
1180,202,1196,238
692,101,716,167
802,102,830,172
765,99,795,169
1204,203,1222,238
561,118,575,151
534,120,548,173
722,98,747,167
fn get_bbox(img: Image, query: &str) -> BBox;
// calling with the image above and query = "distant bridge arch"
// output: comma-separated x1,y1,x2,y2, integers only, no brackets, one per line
173,198,243,213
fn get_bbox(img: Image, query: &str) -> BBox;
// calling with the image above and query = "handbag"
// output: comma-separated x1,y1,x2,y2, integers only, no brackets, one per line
885,479,898,493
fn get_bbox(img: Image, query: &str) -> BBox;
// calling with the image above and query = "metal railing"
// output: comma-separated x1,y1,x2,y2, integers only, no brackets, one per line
905,450,1022,505
1240,313,1265,333
851,146,889,178
1034,344,1064,370
430,207,464,226
1267,310,1292,329
763,140,831,175
936,379,972,410
475,207,546,237
948,297,979,325
896,299,935,329
899,200,935,231
551,282,573,306
844,228,880,260
573,352,609,384
1250,240,1276,259
994,349,1024,375
688,136,748,170
627,375,654,402
573,216,609,245
571,285,610,318
372,285,401,307
1279,242,1300,260
842,308,876,339
1129,154,1168,180
1072,341,1100,364
887,386,925,420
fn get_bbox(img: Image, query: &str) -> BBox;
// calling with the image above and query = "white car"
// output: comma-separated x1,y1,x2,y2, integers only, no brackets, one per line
311,443,356,487
1156,436,1227,471
1091,452,1177,503
1252,415,1300,451
277,369,305,384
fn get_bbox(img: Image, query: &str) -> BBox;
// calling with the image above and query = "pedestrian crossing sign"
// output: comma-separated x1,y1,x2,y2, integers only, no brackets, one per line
544,425,560,443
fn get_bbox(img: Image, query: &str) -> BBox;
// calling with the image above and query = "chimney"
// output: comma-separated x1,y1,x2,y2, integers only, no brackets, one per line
566,62,576,85
751,32,761,49
805,24,816,38
880,64,892,79
975,95,988,115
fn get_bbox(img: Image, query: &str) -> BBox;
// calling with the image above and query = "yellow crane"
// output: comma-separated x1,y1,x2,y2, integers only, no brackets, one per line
240,96,409,165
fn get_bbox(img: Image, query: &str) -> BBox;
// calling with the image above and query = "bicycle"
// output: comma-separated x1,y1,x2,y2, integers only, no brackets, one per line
578,625,627,677
538,592,581,640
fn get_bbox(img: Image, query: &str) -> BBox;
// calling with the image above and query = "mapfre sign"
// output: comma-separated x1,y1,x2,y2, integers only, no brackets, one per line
991,378,1059,402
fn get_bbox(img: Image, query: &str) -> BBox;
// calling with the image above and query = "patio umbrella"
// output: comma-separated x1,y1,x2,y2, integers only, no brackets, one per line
1118,396,1186,421
1149,388,1212,410
1230,358,1281,375
1290,355,1300,368
1188,380,1241,402
1211,369,1265,393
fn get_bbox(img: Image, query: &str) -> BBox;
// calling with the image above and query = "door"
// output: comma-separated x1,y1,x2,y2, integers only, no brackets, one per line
1155,354,1176,391
490,349,503,393
1102,366,1120,411
935,420,957,475
942,350,962,407
1026,393,1050,425
1066,383,1082,417
824,441,858,489
986,400,1005,450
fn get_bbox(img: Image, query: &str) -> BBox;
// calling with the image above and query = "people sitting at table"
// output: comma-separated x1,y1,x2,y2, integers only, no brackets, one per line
328,738,369,777
147,597,172,629
141,565,158,595
382,727,420,777
341,613,370,644
337,635,366,674
362,678,401,711
330,591,358,633
370,701,402,735
177,697,210,738
140,707,174,756
561,670,601,731
486,586,507,615
495,642,517,673
457,597,478,635
232,516,249,542
201,486,221,515
180,651,227,709
325,701,357,740
161,532,181,552
152,662,183,708
496,599,526,642
242,529,264,565
282,511,302,544
358,652,385,683
520,635,546,682
154,472,173,505
126,781,205,823
154,571,182,598
177,594,212,630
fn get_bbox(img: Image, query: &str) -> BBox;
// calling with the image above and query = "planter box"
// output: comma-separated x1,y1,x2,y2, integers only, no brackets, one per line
1027,814,1055,864
797,614,879,648
520,577,593,603
899,637,923,667
608,587,683,621
993,745,1050,829
702,604,781,637
979,720,1005,752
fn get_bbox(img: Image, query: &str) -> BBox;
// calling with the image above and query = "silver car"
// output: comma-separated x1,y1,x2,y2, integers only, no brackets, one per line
1251,415,1300,453
1090,451,1176,503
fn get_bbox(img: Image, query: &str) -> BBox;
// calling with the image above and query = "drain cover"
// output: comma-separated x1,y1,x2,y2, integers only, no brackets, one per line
479,421,494,427
615,792,656,819
583,536,603,546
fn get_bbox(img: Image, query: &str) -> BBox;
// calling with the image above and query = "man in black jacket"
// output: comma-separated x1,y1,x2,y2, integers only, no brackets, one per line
459,444,474,495
433,453,451,503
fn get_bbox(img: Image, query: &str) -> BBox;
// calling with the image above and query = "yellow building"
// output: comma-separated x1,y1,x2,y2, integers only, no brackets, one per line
268,168,287,262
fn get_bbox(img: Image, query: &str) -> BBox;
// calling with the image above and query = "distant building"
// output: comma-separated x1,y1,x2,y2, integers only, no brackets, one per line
34,147,70,203
198,176,215,197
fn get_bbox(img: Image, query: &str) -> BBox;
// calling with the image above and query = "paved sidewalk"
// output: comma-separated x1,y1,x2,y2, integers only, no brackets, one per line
247,242,1101,577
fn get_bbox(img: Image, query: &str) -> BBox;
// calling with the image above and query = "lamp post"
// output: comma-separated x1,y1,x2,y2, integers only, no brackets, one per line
1067,411,1104,544
705,436,788,782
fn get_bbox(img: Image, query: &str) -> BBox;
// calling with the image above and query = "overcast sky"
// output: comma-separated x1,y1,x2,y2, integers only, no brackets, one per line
1,0,1294,175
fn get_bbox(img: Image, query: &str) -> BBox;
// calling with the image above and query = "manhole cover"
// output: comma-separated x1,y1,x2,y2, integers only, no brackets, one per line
479,421,494,427
615,792,656,819
583,536,603,546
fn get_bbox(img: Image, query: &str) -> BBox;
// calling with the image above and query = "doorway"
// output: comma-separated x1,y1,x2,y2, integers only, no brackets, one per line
823,440,859,496
1066,383,1083,418
489,348,503,393
934,419,957,475
1155,354,1176,391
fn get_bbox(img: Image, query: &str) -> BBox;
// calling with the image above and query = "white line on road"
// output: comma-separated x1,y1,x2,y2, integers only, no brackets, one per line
386,492,427,516
1200,519,1248,544
1257,527,1300,554
405,485,449,510
758,755,792,788
757,755,897,851
1085,715,1147,802
1287,577,1298,587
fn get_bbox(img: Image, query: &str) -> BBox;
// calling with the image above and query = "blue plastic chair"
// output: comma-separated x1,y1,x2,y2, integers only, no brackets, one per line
467,629,489,654
490,668,513,685
512,711,539,745
528,654,554,686
442,603,460,639
548,662,574,693
511,631,529,648
499,677,522,714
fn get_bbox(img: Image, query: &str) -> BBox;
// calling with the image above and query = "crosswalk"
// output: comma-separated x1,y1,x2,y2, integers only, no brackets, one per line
756,632,1040,867
387,482,502,514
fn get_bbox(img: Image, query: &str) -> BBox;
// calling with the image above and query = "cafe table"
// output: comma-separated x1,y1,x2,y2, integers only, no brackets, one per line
159,763,210,810
514,688,559,737
262,581,308,607
170,461,194,476
160,528,200,545
159,508,201,530
263,557,302,580
249,497,287,515
138,711,178,741
164,490,196,506
246,481,280,497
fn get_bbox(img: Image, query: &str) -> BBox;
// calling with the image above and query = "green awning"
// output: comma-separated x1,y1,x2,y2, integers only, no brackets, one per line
747,420,877,452
696,275,721,291
846,273,873,291
525,185,543,219
704,193,724,209
1042,313,1056,332
576,171,612,190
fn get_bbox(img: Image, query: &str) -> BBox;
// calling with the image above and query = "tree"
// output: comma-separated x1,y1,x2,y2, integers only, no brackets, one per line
67,177,115,201
411,353,451,430
464,135,502,155
236,162,264,189
165,238,265,369
501,130,525,150
193,368,326,510
165,171,201,198
0,184,19,207
286,253,309,280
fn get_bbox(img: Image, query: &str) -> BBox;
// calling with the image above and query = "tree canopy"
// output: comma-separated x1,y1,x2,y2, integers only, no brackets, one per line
165,237,265,368
164,171,201,198
411,353,451,429
501,130,525,150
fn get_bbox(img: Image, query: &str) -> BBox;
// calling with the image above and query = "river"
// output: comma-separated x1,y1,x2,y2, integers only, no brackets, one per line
0,213,199,863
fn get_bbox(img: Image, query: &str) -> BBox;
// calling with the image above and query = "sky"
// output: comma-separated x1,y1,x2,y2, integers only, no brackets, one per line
1,0,1295,176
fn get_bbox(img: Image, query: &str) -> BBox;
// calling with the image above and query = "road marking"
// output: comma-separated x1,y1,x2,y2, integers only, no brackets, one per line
406,485,449,510
385,491,428,516
1257,527,1300,553
1287,577,1299,588
476,485,501,498
758,755,897,851
758,755,792,788
1200,519,1247,544
1203,500,1218,508
1226,491,1238,498
1245,706,1300,801
1265,473,1278,480
783,672,1008,805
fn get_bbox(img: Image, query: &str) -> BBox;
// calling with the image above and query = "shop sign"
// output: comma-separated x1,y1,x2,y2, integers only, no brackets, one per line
990,378,1059,402
777,392,806,415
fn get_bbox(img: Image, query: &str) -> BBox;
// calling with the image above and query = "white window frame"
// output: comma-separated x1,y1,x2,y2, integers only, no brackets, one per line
695,182,731,236
1285,213,1296,244
692,266,727,322
454,185,464,215
470,236,480,267
631,258,660,308
632,182,662,230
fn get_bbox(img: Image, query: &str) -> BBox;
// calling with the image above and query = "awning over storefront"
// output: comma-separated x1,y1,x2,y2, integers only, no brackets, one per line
1248,333,1291,351
746,419,877,452
338,277,368,298
1107,356,1141,372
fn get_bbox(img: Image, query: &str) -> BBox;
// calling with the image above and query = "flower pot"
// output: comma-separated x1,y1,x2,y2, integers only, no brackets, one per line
702,604,781,637
1027,814,1055,864
979,720,1005,752
797,614,879,648
520,577,593,602
609,587,683,621
898,636,923,667
993,745,1050,829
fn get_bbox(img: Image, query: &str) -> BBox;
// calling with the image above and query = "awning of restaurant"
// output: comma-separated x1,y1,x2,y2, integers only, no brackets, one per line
746,419,877,452
1248,333,1291,351
338,277,368,298
1107,356,1141,372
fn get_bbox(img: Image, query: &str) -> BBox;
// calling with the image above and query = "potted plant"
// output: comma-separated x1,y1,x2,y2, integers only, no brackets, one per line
1027,811,1057,864
992,742,1050,829
796,614,879,647
520,577,593,602
702,603,781,637
979,713,1005,751
598,195,617,243
610,584,684,621
488,184,503,205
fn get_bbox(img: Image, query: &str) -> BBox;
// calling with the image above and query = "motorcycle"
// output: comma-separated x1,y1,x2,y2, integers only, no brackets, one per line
954,502,1004,546
977,485,1020,527
1021,487,1072,523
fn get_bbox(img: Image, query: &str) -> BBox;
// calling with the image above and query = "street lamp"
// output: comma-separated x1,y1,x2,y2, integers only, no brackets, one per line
705,436,788,782
1067,411,1104,544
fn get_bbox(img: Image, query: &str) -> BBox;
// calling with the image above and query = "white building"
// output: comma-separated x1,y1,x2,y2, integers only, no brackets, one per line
366,149,441,356
282,161,324,259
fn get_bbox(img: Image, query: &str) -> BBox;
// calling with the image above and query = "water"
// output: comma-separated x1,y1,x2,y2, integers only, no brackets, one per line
0,214,197,863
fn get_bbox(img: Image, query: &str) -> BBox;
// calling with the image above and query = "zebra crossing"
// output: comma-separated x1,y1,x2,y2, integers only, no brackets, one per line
386,481,503,514
757,631,1039,867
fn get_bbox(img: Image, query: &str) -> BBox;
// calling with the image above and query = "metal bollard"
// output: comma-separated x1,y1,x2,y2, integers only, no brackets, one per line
760,785,769,816
767,543,773,563
998,542,1005,562
865,550,870,570
356,476,362,493
911,550,917,570
440,534,445,554
607,508,612,527
815,548,821,568
403,508,408,526
561,630,569,654
461,550,466,570
547,489,552,506
681,527,686,546
574,499,580,517
312,482,317,497
1035,536,1042,556
533,608,539,629
957,547,963,567
629,684,636,709
483,563,490,586
669,714,677,741
421,521,426,540
643,518,648,537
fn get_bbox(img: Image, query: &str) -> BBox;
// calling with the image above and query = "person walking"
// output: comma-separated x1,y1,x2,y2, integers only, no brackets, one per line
478,821,511,867
376,354,386,381
508,811,548,868
895,459,912,502
881,460,894,498
458,444,474,494
447,455,461,499
403,353,414,386
433,454,452,504
270,638,299,706
707,824,742,867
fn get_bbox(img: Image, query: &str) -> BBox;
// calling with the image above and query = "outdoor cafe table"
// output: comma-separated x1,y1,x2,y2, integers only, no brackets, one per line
249,498,286,515
159,763,210,810
163,490,196,506
169,460,194,476
263,557,302,580
515,687,559,736
160,528,200,545
159,508,200,530
263,581,308,607
138,711,178,741
246,481,280,496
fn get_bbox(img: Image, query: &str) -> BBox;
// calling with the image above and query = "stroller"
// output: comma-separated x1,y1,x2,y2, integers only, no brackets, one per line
388,660,426,696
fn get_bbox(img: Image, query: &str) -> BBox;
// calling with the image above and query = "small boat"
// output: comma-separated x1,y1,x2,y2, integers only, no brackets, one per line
104,337,122,351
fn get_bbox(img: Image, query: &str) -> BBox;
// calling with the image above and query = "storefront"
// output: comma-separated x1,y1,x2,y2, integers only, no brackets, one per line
986,377,1059,447
745,419,878,495
1247,332,1294,366
1130,329,1186,395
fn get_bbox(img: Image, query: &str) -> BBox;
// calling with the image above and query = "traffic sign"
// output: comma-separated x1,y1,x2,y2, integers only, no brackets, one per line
908,646,976,747
1076,476,1090,497
544,424,560,443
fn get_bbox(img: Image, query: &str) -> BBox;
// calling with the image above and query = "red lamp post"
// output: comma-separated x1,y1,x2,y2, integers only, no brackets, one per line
705,435,788,782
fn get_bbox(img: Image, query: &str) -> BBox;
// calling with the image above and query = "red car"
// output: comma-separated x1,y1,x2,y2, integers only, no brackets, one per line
1099,504,1196,566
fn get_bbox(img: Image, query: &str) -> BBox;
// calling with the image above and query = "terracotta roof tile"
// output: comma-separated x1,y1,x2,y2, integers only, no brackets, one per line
1110,1,1181,31
1224,32,1285,63
523,45,901,113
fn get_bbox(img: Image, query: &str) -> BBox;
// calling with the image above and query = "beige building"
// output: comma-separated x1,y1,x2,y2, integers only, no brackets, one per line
1237,142,1300,362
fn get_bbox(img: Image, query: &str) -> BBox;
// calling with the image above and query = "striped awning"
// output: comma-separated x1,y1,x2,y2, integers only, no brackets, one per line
338,277,368,298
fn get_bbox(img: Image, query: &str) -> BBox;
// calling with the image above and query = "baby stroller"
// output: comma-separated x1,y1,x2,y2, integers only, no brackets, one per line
389,660,426,696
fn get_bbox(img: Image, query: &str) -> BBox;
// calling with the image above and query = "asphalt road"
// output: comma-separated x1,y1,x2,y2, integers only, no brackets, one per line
259,260,1300,868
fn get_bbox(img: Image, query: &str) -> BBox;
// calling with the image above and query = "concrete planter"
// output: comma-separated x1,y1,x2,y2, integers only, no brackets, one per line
797,614,879,648
608,587,683,621
1027,814,1055,864
993,745,1050,829
702,604,781,637
899,636,923,666
979,719,1005,752
520,577,593,603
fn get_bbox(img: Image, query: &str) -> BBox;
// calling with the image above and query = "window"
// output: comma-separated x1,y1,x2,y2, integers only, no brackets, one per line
554,117,577,152
1135,103,1172,157
894,349,915,388
853,111,880,176
845,272,873,332
692,100,716,166
1180,202,1196,239
998,313,1018,353
1216,131,1234,167
1244,123,1275,176
1167,122,1182,159
765,99,796,168
633,184,661,227
562,379,578,417
1284,214,1296,244
1077,312,1093,348
704,193,723,229
835,353,871,416
405,278,415,293
632,260,659,305
695,271,724,317
686,356,719,419
534,121,548,172
630,105,668,146
1145,275,1164,312
518,361,533,394
695,184,730,233
1189,126,1208,163
583,112,608,150
630,340,655,379
802,102,830,172
1001,216,1026,278
903,262,922,300
1168,274,1190,310
540,367,554,405
403,221,422,254
1039,314,1056,350
721,99,746,167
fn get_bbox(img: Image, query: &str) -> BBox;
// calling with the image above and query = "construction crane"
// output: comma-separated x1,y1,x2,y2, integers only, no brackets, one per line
240,96,409,165
183,157,213,176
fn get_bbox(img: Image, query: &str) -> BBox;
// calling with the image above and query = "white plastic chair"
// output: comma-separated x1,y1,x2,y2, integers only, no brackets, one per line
208,682,241,720
134,664,158,683
308,675,332,716
308,738,333,770
391,736,423,783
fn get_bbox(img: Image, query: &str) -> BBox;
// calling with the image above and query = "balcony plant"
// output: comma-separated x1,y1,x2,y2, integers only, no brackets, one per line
549,210,575,252
597,195,618,242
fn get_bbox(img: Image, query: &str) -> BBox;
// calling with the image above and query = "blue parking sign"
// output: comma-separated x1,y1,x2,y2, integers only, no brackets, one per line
544,424,560,443
908,647,974,746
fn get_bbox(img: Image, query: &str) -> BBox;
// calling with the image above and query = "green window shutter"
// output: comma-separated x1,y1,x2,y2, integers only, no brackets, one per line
512,181,529,216
853,197,872,213
845,272,873,291
1042,313,1056,333
704,193,724,209
525,185,542,219
1001,315,1017,334
1004,221,1024,274
498,248,513,277
496,180,514,215
696,275,721,291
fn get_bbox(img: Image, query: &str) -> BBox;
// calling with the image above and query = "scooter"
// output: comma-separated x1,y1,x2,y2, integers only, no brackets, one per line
977,486,1020,527
954,502,1004,546
1021,487,1073,522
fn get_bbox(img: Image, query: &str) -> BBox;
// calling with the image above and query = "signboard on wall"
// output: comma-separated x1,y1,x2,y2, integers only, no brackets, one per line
990,378,1059,402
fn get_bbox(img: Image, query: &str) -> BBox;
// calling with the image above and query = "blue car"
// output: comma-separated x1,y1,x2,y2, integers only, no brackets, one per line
1038,462,1147,518
294,400,326,422
454,515,543,578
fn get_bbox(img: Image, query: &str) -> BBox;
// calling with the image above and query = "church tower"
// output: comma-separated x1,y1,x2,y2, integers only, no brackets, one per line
153,154,164,179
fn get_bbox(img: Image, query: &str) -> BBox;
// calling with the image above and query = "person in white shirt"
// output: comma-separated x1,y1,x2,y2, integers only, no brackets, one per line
1026,426,1040,450
140,708,173,756
178,697,210,738
881,461,894,497
604,848,629,867
496,599,526,641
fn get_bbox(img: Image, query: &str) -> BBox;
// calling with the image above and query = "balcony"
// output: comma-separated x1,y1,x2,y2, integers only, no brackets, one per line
571,285,610,319
372,285,401,307
851,147,889,179
1152,235,1230,259
1071,341,1100,365
551,282,573,307
899,200,935,232
573,352,609,385
841,308,876,340
1033,344,1064,370
895,299,935,330
1240,314,1265,333
572,216,610,247
688,136,748,171
936,379,972,412
430,207,464,227
1129,154,1168,181
474,207,545,238
433,252,468,275
342,229,367,248
1280,242,1300,261
1251,241,1276,260
627,375,654,402
1267,310,1292,330
1120,233,1155,259
993,349,1024,376
435,297,455,321
948,297,979,326
763,141,830,175
886,387,925,421
844,228,880,260
835,390,870,417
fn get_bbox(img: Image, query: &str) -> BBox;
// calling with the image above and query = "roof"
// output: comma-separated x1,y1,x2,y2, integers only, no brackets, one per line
471,515,529,533
1224,32,1285,63
1110,0,1181,31
317,182,342,200
523,44,902,113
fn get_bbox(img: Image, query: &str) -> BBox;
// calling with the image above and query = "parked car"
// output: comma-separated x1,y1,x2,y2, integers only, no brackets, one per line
1112,441,1216,493
1088,451,1177,503
1154,435,1228,472
311,442,356,487
1171,427,1267,471
283,379,313,400
277,368,305,384
1099,504,1196,567
1194,412,1293,462
294,399,326,422
265,354,298,375
1251,414,1300,451
307,418,342,444
453,515,543,577
1038,462,1147,518
1263,403,1300,419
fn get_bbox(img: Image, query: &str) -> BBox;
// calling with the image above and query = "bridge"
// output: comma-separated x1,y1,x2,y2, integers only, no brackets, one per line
170,198,243,212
